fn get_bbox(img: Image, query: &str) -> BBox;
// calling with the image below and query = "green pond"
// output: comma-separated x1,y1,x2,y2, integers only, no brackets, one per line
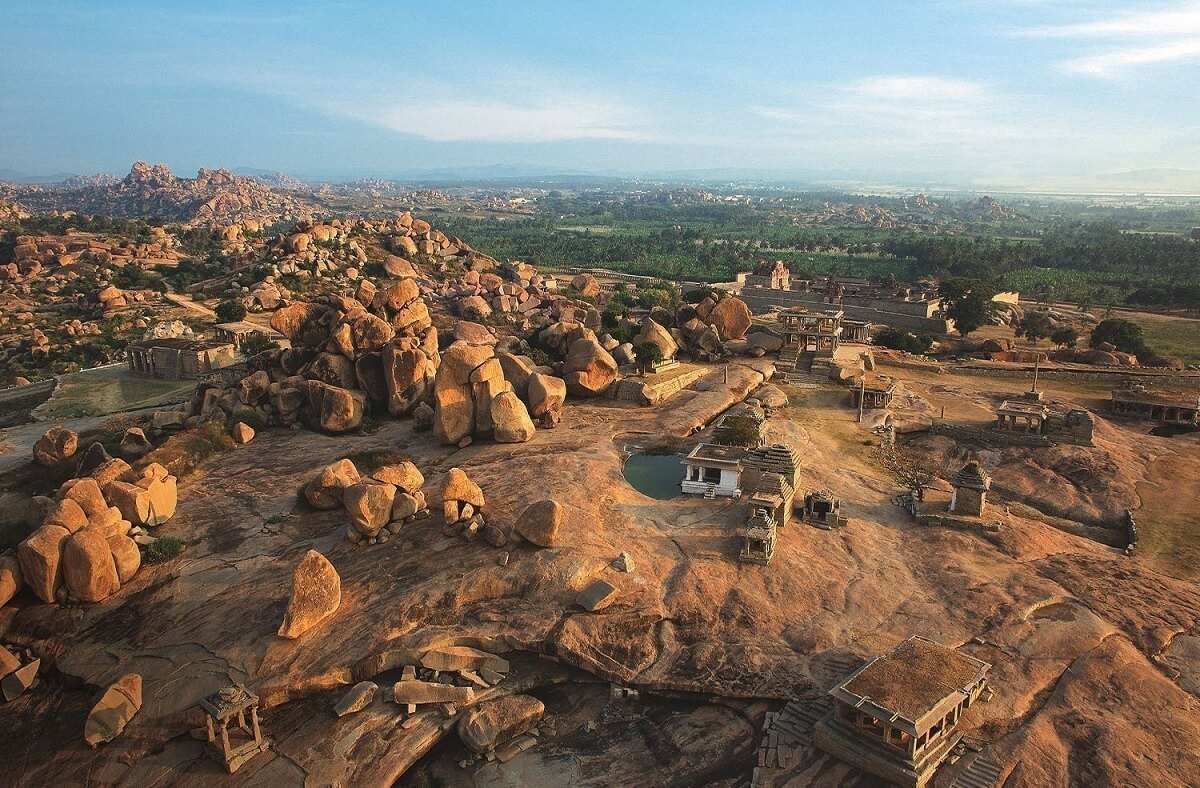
622,453,683,500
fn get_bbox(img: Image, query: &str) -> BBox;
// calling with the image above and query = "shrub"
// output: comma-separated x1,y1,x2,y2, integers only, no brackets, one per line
215,299,248,322
1090,318,1150,356
184,422,235,462
240,334,280,357
873,326,933,355
145,536,183,564
344,449,407,474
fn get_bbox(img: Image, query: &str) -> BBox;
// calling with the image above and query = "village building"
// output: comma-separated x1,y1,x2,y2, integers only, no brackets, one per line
949,461,990,517
199,685,270,774
212,321,285,351
127,337,237,380
1109,383,1200,426
814,636,992,788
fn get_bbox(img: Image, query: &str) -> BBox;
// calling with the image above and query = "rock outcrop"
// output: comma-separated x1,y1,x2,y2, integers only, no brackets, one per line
33,427,78,466
457,695,545,754
278,550,341,639
84,673,142,747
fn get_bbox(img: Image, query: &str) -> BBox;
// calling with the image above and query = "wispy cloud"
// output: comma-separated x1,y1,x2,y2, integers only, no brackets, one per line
327,96,649,143
1019,2,1200,77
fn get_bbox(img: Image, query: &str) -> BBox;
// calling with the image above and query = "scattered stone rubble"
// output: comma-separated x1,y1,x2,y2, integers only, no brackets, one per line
0,644,40,703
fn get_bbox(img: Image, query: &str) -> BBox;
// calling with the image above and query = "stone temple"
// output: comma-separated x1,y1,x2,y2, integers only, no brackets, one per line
814,636,992,788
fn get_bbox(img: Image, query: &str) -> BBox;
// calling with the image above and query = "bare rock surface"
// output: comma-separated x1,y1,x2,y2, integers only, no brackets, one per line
0,363,1197,788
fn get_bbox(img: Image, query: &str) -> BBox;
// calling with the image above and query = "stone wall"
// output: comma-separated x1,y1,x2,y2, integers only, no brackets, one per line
608,366,710,405
733,288,955,335
930,420,1054,447
950,365,1200,388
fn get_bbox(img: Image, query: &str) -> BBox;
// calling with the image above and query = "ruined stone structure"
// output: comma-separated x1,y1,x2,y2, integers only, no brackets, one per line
1109,383,1199,426
739,508,778,564
801,489,847,528
737,444,803,565
743,260,791,291
778,308,843,377
949,462,990,517
995,396,1095,446
127,338,236,380
199,685,269,774
211,321,285,351
721,272,1019,336
842,319,874,344
780,308,843,356
711,403,767,446
851,376,896,410
814,636,992,788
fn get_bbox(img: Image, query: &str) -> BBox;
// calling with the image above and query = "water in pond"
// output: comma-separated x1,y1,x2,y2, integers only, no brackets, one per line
623,453,682,500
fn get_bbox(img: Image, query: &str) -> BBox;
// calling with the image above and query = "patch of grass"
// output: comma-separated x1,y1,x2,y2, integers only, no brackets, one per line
184,422,236,461
231,407,268,433
144,536,183,564
1125,315,1200,365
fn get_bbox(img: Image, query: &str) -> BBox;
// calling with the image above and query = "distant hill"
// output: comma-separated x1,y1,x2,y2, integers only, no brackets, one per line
1094,168,1200,193
7,161,316,226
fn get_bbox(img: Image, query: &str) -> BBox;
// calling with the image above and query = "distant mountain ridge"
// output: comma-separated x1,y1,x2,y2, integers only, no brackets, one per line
7,161,315,226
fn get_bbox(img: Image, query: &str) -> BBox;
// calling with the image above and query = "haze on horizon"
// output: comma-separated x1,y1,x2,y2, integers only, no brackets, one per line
4,0,1200,190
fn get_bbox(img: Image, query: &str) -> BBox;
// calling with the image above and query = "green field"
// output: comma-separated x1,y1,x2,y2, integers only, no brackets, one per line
1124,313,1200,365
37,368,195,420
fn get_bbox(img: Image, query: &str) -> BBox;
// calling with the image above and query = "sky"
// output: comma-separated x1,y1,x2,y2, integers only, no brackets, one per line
2,1,1200,187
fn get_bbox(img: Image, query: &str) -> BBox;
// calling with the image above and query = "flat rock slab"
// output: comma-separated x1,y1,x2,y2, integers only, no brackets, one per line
420,646,510,674
577,579,619,612
391,680,474,706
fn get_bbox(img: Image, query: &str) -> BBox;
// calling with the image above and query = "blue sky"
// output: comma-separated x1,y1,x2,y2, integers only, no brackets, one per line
3,1,1199,184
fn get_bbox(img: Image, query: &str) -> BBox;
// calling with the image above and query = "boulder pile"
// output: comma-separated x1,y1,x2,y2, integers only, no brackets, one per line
436,262,560,322
440,468,492,543
433,339,548,445
169,276,439,435
304,458,432,545
10,449,178,606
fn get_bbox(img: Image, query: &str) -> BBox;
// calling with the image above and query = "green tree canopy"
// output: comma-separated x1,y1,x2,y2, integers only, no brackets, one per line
938,278,998,337
215,299,247,322
1090,318,1150,356
1050,326,1079,348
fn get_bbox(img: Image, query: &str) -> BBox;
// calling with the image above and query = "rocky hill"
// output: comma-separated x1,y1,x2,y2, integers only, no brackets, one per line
8,162,317,227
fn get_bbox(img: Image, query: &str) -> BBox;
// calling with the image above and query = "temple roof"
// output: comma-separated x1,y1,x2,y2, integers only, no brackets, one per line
951,461,990,491
833,636,991,734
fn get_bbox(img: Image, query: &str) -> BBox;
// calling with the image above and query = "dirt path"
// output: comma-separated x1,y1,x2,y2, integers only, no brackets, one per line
163,286,217,318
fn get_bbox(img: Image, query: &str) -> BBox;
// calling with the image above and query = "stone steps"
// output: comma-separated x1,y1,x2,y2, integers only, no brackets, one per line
750,697,833,786
953,755,1003,788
